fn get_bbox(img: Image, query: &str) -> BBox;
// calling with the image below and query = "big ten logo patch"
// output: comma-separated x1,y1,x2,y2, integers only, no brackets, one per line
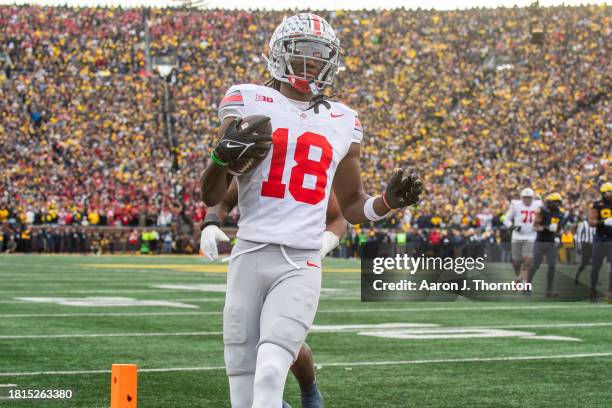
255,94,274,103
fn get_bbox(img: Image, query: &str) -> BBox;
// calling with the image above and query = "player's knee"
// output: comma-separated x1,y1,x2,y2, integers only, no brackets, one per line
253,359,285,391
224,304,256,375
260,284,318,357
263,317,309,357
224,304,247,344
299,342,312,360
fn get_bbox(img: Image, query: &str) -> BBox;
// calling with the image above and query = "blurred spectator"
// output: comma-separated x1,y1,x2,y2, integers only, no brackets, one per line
162,230,173,253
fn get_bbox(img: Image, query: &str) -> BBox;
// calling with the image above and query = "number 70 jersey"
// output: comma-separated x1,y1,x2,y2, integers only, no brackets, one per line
503,199,543,241
217,83,363,250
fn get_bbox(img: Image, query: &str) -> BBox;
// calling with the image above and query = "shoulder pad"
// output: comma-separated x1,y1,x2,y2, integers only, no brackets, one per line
329,100,358,117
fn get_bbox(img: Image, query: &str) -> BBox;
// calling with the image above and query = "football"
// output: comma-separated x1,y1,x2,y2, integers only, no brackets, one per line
228,115,273,176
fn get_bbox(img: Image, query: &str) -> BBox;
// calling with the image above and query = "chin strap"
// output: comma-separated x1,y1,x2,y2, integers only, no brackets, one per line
306,81,335,114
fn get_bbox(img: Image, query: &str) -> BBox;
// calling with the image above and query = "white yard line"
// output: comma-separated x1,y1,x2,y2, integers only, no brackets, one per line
315,352,612,367
0,367,225,377
1,303,608,319
0,289,200,294
0,331,222,340
163,298,224,302
320,296,360,300
317,304,610,313
0,312,221,318
470,322,612,330
0,277,229,282
0,384,17,387
2,322,612,340
2,352,612,377
327,322,612,331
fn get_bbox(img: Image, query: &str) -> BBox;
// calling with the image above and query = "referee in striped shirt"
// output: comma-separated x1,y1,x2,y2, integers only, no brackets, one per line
574,217,595,284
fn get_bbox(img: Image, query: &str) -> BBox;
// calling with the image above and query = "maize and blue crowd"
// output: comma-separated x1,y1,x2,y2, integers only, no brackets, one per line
0,5,610,253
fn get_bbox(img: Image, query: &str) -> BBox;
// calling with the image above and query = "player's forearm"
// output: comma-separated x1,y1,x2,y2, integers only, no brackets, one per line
341,194,388,225
326,213,347,237
325,191,347,236
200,164,231,207
206,187,238,221
201,115,246,207
206,200,230,221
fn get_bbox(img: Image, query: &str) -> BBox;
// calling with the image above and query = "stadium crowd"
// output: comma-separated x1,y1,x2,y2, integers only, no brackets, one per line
0,5,610,254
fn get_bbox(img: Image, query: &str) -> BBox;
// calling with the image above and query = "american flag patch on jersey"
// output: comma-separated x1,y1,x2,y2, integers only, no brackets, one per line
219,90,244,108
354,116,363,133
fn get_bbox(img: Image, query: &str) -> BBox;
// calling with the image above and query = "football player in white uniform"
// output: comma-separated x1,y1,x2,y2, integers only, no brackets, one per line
201,13,423,408
503,188,542,285
200,181,346,407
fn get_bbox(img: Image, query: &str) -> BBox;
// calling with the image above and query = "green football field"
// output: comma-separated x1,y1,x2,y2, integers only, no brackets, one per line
1,254,611,407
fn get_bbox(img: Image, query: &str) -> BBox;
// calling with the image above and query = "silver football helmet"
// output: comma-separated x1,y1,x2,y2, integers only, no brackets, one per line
265,13,341,94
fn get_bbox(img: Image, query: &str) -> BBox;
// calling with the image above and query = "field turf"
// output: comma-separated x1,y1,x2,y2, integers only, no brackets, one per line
0,254,611,407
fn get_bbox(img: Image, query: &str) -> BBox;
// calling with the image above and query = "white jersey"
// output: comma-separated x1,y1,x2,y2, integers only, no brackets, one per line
218,83,363,249
503,199,543,241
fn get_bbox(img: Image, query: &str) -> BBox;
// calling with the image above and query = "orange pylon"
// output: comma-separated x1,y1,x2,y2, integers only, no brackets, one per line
110,364,138,408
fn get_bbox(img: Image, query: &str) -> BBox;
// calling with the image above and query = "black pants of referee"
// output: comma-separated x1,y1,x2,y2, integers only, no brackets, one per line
575,243,593,279
590,240,612,291
529,242,557,293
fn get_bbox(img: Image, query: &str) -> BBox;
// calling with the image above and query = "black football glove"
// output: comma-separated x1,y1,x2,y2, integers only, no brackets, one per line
383,169,423,209
213,116,272,165
513,225,522,233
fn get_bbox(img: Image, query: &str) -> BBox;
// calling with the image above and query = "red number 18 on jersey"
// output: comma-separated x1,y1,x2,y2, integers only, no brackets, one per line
261,128,333,205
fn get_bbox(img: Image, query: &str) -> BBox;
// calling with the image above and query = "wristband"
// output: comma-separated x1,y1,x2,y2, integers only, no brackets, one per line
210,150,229,167
364,196,388,221
200,213,221,231
382,193,393,211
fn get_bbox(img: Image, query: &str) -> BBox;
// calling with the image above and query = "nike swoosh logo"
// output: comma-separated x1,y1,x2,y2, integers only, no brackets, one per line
330,113,344,118
225,142,245,149
306,261,320,268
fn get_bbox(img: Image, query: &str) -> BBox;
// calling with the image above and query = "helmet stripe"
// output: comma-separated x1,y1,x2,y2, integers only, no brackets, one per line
311,14,322,36
267,13,340,91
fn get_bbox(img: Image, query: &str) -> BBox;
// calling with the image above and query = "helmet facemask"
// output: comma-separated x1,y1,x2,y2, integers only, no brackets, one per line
547,200,561,211
265,14,341,95
521,196,533,207
272,38,340,94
